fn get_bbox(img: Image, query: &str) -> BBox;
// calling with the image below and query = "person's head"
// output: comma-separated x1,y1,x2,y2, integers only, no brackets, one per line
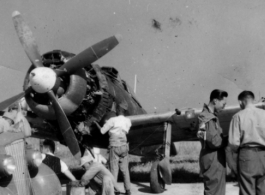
107,111,116,119
3,110,17,125
117,102,128,116
209,89,228,113
238,91,255,109
80,155,93,169
116,107,124,116
8,103,18,112
102,111,116,124
41,139,56,154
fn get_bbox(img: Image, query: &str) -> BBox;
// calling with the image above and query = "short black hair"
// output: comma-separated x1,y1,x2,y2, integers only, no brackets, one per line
42,139,56,153
238,91,255,101
210,89,228,102
117,107,126,116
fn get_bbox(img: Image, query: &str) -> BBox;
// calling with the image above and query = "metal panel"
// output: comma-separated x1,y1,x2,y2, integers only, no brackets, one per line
5,139,30,195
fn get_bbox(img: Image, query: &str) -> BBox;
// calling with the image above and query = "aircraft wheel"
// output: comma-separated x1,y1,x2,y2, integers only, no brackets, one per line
150,160,165,193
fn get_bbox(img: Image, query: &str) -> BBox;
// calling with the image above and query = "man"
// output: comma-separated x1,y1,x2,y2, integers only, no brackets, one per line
0,109,32,145
85,148,107,164
0,110,20,133
0,108,31,134
71,155,121,195
40,139,76,182
197,89,228,195
98,111,131,195
229,91,265,195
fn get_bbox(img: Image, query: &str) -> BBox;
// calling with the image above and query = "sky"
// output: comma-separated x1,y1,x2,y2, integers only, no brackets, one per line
1,0,265,113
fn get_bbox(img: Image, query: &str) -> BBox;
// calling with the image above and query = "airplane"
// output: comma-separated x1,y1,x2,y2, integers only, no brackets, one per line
1,10,264,194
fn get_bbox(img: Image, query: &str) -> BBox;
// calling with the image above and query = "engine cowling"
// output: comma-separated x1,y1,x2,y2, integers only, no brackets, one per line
30,163,62,195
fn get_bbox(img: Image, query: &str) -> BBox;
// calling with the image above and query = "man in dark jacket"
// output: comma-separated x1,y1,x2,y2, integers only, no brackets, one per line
197,89,228,195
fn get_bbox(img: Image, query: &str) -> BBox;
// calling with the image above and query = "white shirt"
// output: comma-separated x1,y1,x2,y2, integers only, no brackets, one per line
94,154,107,164
84,149,107,164
101,115,131,136
229,105,265,151
41,152,69,173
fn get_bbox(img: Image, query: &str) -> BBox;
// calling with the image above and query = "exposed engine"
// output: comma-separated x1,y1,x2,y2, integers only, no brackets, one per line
25,50,109,137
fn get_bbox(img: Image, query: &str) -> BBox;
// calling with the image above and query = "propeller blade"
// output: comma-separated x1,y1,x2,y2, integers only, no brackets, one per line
56,34,122,76
47,90,81,162
0,87,32,111
12,11,43,68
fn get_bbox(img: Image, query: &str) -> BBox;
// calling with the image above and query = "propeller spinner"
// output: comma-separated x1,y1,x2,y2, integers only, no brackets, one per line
29,67,57,93
5,10,122,163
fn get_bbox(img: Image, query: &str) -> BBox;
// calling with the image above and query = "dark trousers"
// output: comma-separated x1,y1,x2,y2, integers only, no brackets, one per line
200,148,226,195
202,164,226,195
109,144,130,191
239,148,265,195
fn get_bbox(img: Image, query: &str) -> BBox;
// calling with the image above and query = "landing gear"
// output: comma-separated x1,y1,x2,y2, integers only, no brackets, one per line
150,160,165,193
150,122,172,193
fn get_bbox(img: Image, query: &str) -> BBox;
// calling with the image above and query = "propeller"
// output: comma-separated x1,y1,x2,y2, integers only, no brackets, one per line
47,90,81,161
10,11,121,163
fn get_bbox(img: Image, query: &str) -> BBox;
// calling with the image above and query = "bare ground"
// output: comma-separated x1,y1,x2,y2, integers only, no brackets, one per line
57,142,239,194
62,182,239,195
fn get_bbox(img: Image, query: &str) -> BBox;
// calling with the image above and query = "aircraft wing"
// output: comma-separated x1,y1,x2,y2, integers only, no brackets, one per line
27,103,264,157
126,103,262,156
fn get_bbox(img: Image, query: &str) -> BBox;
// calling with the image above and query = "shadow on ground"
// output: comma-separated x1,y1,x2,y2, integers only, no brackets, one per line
68,163,237,185
134,182,151,193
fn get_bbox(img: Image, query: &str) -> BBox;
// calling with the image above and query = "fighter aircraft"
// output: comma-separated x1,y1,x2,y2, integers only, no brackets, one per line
0,11,261,193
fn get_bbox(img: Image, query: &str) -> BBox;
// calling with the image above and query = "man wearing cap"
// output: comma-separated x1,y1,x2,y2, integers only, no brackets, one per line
40,139,76,182
97,110,131,195
71,155,121,195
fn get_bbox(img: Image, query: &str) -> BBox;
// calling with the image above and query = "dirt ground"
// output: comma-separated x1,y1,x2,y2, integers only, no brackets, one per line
62,182,239,195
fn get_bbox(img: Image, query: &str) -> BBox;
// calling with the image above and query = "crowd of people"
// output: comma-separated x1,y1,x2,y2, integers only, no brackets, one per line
0,100,132,195
38,112,131,195
37,89,265,195
3,89,265,195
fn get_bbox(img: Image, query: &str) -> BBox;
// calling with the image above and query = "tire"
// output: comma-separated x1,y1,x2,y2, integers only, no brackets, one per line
150,160,165,193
